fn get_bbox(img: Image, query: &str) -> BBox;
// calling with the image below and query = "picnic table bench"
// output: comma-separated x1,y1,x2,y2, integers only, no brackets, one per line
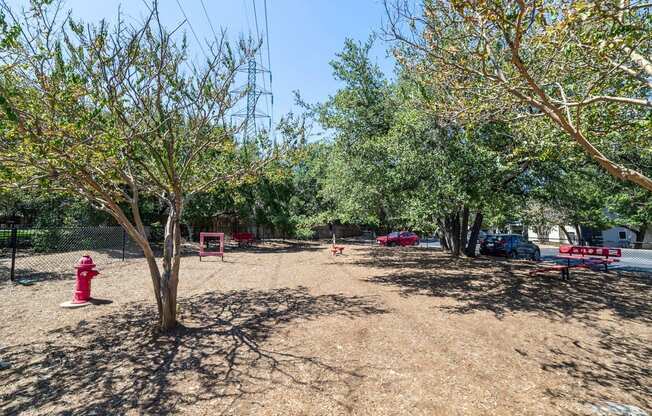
233,232,255,247
529,263,591,280
529,245,621,280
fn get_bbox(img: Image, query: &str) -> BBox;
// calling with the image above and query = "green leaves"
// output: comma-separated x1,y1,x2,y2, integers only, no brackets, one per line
0,10,21,49
0,94,18,122
0,0,273,225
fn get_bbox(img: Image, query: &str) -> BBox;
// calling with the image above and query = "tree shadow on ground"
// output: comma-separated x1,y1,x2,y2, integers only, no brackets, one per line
541,323,651,410
354,248,652,324
353,248,651,410
0,287,387,415
0,264,71,283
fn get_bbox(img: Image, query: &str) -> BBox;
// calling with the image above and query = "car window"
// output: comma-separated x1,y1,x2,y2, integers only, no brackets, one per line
388,232,399,238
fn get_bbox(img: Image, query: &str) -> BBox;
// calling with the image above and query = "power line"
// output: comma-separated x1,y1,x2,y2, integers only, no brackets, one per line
252,0,262,46
175,0,208,60
242,0,253,37
252,0,270,125
199,0,220,44
263,0,274,142
263,0,272,73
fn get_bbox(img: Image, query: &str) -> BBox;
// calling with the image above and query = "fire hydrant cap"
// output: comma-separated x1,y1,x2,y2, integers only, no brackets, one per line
75,255,96,269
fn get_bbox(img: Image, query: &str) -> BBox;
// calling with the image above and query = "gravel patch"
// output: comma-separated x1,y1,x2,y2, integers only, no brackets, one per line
0,242,649,415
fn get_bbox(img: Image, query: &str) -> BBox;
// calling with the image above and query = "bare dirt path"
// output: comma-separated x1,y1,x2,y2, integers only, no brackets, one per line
0,242,650,415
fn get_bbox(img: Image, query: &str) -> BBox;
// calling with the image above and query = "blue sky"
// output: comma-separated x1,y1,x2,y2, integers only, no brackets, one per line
22,0,396,135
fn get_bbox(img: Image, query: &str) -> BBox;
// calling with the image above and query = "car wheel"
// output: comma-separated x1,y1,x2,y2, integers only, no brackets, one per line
509,250,518,259
531,249,541,261
388,241,397,247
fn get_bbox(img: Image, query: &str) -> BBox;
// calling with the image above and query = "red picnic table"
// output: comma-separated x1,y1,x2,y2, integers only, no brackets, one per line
530,245,621,280
330,244,345,256
233,232,255,247
556,245,621,271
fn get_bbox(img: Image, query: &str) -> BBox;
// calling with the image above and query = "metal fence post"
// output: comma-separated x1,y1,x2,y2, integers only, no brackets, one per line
9,225,17,282
122,228,126,261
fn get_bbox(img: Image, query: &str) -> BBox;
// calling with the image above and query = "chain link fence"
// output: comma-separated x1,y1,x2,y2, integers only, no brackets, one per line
0,226,144,282
528,235,632,248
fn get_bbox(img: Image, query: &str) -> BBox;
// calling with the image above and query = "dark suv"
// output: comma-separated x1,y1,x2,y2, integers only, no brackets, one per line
479,234,540,260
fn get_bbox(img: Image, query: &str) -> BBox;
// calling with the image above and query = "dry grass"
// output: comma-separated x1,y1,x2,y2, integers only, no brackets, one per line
0,242,650,415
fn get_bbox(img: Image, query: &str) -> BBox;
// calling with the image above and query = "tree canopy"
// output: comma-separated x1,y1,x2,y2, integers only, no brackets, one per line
0,1,293,330
385,0,652,191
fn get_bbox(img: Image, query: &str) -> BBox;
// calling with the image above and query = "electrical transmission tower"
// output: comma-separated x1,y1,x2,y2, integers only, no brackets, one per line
231,0,273,145
232,58,272,144
181,0,273,145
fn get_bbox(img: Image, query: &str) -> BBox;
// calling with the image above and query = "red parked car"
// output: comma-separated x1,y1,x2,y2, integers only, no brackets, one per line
376,231,419,247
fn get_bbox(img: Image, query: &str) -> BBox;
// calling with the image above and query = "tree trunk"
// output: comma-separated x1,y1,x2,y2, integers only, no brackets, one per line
437,219,447,251
465,211,483,257
438,211,470,256
438,230,450,251
574,224,583,245
460,206,469,250
449,217,455,251
447,212,461,256
160,197,182,332
107,205,168,330
185,223,194,243
634,225,647,249
558,224,573,245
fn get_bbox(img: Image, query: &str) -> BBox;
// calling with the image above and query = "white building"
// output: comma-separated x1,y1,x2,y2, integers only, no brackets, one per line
528,225,578,245
528,225,651,248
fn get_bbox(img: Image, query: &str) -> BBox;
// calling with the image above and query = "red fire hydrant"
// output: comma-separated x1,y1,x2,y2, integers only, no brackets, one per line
61,255,99,308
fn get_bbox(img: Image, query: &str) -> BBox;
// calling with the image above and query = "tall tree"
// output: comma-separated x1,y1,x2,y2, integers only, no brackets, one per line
0,1,288,330
311,38,534,255
306,38,399,228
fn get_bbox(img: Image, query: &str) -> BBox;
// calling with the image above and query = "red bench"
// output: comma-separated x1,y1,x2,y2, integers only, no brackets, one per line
529,263,590,280
233,232,255,247
558,245,621,272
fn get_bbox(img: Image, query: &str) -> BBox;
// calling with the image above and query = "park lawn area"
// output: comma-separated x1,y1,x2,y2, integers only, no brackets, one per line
0,229,31,239
0,241,650,415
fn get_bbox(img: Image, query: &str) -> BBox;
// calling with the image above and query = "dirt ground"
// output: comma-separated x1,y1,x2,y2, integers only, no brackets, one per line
0,241,650,415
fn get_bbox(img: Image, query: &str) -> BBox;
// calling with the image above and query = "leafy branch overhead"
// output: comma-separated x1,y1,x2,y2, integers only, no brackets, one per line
385,0,652,191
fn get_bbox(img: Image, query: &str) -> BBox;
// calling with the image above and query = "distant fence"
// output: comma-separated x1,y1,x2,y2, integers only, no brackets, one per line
0,226,143,282
527,235,646,249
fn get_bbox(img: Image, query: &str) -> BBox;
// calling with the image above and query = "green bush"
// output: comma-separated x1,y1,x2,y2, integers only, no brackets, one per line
149,223,164,243
294,225,317,240
31,229,62,252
